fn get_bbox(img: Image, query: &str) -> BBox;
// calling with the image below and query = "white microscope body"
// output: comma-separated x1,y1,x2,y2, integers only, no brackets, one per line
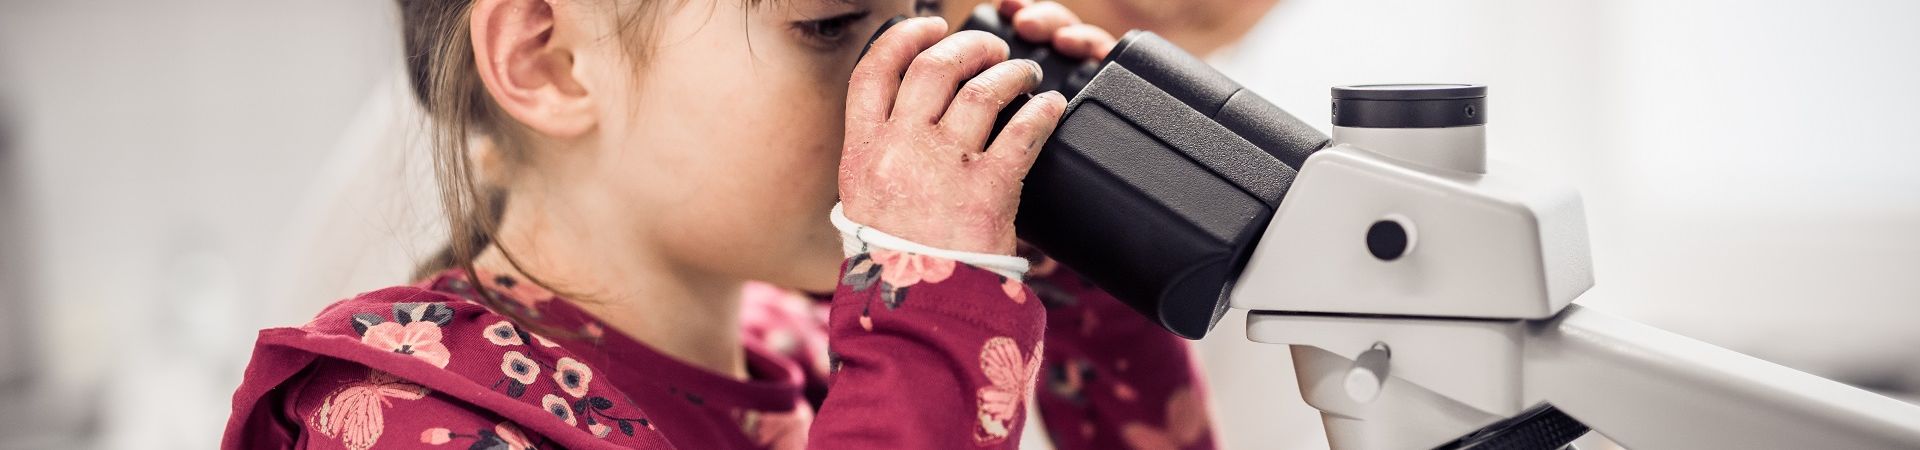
1227,85,1920,449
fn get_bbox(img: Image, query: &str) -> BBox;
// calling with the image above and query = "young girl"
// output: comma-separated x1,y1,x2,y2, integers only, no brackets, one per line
223,0,1214,448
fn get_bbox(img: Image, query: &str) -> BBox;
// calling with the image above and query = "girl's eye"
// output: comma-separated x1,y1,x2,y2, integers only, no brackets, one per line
795,11,872,48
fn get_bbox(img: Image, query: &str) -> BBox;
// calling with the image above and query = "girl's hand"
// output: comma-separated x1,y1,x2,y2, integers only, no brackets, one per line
839,7,1118,257
998,0,1120,61
839,16,1059,256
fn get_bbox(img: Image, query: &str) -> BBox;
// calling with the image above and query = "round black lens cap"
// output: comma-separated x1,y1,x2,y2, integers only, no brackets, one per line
1332,83,1486,128
1333,84,1486,101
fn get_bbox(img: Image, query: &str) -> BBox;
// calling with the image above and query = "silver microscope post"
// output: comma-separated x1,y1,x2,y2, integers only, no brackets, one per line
1245,305,1920,449
1228,85,1920,449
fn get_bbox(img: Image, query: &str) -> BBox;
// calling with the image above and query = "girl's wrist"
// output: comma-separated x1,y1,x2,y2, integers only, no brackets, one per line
830,203,1029,280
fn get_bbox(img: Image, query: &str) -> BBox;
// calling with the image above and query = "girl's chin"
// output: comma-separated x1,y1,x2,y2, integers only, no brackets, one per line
749,241,843,294
797,252,845,294
777,274,840,297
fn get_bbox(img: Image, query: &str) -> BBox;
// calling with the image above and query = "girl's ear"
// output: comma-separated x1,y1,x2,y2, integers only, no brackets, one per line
470,0,595,138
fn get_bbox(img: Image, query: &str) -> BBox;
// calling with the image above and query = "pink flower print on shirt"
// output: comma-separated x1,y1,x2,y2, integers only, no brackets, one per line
870,249,956,287
483,320,525,346
306,370,429,450
361,322,450,369
542,394,578,426
422,422,539,449
1001,277,1028,304
1121,386,1211,450
420,427,452,445
486,273,555,310
841,251,967,329
554,357,593,398
975,337,1044,445
350,303,455,369
494,422,536,449
500,351,539,385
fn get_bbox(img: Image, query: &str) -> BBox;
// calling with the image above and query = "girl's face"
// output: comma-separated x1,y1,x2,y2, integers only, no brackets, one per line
558,0,927,292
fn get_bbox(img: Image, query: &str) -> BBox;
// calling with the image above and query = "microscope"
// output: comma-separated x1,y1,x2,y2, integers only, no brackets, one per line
869,7,1920,448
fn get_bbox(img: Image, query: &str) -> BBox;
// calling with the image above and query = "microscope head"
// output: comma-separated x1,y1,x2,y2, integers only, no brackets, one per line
866,9,1592,336
1228,85,1595,320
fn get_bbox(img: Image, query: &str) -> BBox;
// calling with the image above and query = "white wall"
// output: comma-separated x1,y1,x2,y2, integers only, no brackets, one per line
0,1,403,447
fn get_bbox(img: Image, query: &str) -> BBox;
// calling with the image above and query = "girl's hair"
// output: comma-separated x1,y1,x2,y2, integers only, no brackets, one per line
396,0,674,333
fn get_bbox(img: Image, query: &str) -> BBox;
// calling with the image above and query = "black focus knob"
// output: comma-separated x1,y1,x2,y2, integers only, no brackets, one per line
1331,84,1486,129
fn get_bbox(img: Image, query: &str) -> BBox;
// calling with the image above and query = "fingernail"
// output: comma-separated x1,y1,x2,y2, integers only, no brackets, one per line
1024,60,1044,84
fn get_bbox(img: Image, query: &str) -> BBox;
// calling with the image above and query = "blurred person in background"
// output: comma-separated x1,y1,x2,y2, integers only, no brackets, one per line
223,0,1239,449
932,0,1280,58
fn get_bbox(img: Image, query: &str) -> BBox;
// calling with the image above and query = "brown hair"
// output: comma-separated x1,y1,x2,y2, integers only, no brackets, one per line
396,0,677,333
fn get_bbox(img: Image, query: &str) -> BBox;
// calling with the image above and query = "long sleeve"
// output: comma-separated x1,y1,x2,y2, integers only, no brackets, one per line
281,358,559,450
815,203,1216,450
1025,257,1217,450
807,249,1047,449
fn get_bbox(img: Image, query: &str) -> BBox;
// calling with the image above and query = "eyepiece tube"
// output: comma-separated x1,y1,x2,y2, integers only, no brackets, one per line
872,8,1330,339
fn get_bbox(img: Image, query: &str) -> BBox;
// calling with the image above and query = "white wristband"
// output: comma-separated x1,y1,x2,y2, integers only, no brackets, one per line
830,202,1029,280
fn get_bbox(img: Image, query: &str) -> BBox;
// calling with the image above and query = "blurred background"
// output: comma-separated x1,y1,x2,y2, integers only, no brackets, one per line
0,0,1915,448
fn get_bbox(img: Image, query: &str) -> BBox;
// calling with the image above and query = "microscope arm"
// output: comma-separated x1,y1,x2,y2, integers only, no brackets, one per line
1524,304,1920,449
1245,304,1920,449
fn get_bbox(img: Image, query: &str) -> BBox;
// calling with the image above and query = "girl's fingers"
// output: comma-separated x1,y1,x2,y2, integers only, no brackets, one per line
995,0,1033,18
893,30,1011,124
1053,23,1118,61
985,90,1067,176
1011,1,1079,45
847,17,949,132
942,59,1045,148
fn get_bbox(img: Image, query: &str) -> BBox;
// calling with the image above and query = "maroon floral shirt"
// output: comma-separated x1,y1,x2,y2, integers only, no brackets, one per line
222,251,1215,449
